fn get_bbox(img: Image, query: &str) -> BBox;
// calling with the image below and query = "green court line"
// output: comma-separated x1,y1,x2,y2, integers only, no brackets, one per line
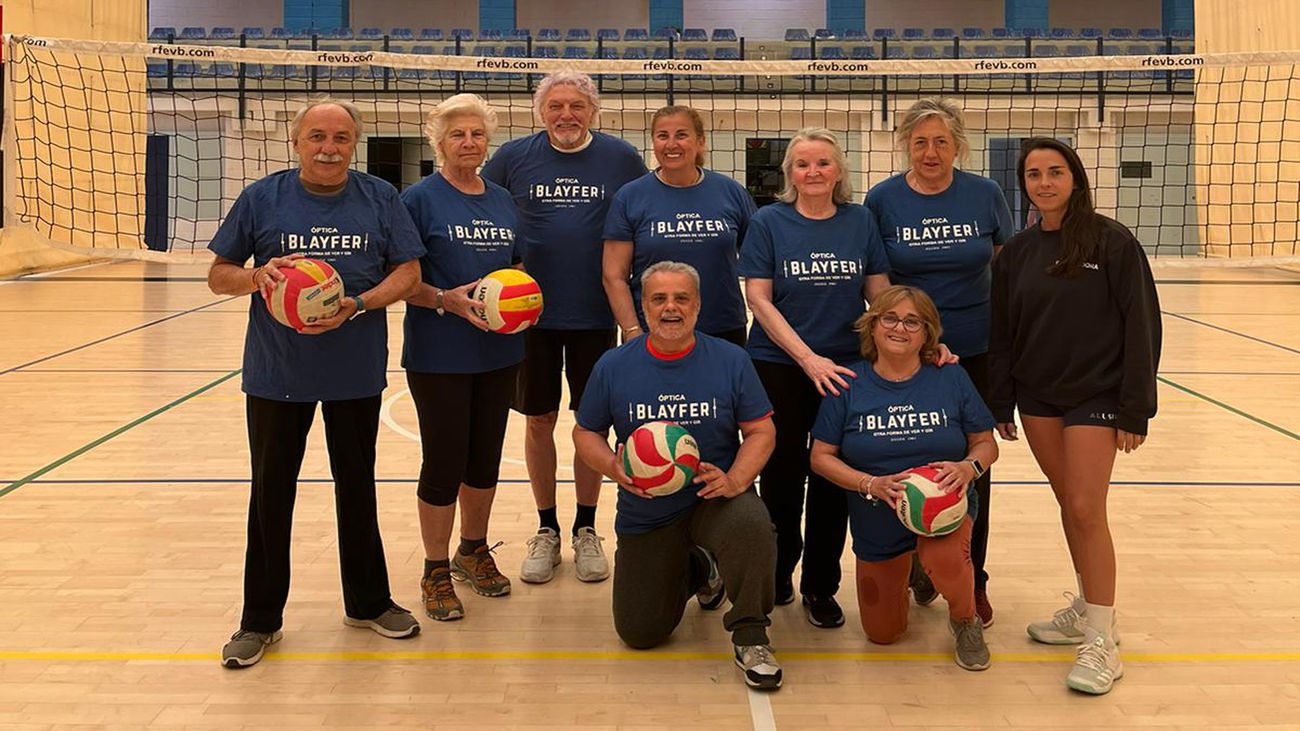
1158,375,1299,441
0,369,242,499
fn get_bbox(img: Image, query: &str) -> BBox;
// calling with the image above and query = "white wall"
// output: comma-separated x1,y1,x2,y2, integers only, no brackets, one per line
150,0,280,31
684,0,823,38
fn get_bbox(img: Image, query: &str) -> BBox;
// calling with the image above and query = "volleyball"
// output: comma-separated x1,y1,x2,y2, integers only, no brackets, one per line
473,269,543,334
621,421,701,497
263,258,344,331
894,466,968,537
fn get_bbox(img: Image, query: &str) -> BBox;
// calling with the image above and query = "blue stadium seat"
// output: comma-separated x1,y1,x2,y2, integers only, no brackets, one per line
1033,46,1060,57
534,45,559,58
1080,28,1103,39
1001,45,1024,57
180,27,206,40
359,28,383,39
390,28,414,40
790,47,811,60
652,47,671,59
963,28,986,39
209,27,235,40
330,65,358,80
268,64,299,78
349,44,371,53
814,28,835,40
714,47,738,60
1018,28,1043,38
1050,27,1075,38
941,45,957,58
682,28,707,42
911,46,937,58
270,27,290,39
653,27,678,40
1109,28,1134,39
598,47,619,59
149,27,176,41
244,64,266,78
903,28,925,39
624,29,649,41
885,46,905,59
241,27,265,39
536,28,560,41
991,28,1011,38
1138,28,1164,39
447,28,471,40
819,46,846,59
973,45,997,58
841,29,867,41
478,29,503,41
506,29,530,40
326,28,353,40
289,27,319,39
850,46,877,60
1170,28,1193,40
932,28,955,39
685,47,709,60
504,45,527,57
1126,44,1153,55
785,28,810,42
873,28,896,40
174,61,200,76
624,47,648,59
418,29,442,41
597,29,620,41
1064,45,1090,56
566,29,591,41
471,44,498,56
411,44,436,54
712,28,737,42
146,61,168,77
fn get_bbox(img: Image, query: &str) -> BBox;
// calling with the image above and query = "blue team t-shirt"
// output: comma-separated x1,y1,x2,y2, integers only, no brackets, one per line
811,362,995,562
576,334,774,536
400,173,524,374
482,131,647,330
208,169,424,402
865,170,1014,357
737,202,891,366
603,170,756,334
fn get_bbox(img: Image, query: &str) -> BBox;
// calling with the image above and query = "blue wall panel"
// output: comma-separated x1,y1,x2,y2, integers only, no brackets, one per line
649,0,683,34
1005,0,1048,32
827,0,865,34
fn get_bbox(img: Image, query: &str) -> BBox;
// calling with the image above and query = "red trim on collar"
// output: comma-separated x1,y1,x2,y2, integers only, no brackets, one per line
645,337,695,361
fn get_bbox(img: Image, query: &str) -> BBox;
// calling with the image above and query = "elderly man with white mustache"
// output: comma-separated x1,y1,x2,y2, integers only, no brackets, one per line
208,96,425,668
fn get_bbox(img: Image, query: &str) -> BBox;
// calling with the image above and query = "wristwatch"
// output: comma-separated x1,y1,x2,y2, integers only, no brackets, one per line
967,458,985,479
347,295,366,321
435,288,446,316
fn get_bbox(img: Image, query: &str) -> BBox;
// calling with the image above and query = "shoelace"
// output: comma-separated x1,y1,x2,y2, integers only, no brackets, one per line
1052,591,1084,629
954,622,984,653
1074,637,1113,674
526,532,559,557
743,644,776,668
467,541,507,580
573,531,604,558
426,572,458,603
230,629,267,642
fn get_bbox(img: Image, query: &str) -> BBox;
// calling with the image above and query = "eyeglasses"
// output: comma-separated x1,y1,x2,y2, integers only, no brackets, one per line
879,314,925,332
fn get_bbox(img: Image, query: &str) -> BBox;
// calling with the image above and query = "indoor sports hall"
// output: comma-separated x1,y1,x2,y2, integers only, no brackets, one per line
2,0,1299,727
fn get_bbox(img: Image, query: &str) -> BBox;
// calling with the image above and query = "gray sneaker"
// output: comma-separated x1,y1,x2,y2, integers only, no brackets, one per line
734,644,783,690
949,618,991,671
344,604,420,639
692,546,725,610
572,527,610,582
221,629,282,668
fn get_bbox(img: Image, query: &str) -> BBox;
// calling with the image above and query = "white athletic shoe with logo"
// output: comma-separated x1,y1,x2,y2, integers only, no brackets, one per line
1066,629,1124,694
1027,592,1121,645
519,528,561,584
572,527,610,582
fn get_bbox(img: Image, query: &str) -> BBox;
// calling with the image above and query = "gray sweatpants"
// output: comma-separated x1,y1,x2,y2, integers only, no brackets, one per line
612,489,776,648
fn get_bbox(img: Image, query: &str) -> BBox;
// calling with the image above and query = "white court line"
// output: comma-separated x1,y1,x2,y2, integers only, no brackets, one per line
379,387,571,471
747,687,777,731
1,260,115,285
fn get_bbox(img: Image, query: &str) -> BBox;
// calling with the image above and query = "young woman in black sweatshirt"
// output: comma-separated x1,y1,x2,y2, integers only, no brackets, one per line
989,138,1161,696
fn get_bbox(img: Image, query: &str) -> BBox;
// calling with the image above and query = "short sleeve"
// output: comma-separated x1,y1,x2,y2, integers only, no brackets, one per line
733,183,757,250
208,190,256,264
988,179,1015,246
951,367,996,433
733,353,774,423
810,388,849,446
575,355,614,432
735,215,776,279
861,210,891,275
602,187,636,242
480,145,509,187
384,190,426,265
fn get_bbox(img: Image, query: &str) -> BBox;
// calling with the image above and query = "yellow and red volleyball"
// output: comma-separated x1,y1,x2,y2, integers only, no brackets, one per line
621,421,701,497
263,258,344,331
473,268,543,334
894,466,968,537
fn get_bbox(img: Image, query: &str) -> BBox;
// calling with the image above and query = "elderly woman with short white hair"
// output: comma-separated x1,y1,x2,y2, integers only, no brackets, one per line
400,93,523,624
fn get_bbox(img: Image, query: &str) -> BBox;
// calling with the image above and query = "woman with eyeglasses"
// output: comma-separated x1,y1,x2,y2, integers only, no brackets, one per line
809,285,998,672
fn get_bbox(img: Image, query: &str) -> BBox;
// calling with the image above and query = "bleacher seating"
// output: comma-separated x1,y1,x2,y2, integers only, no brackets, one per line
624,29,649,41
241,27,264,39
359,28,383,39
506,29,530,40
419,29,443,40
479,29,504,41
902,28,925,39
1065,45,1091,56
326,28,353,40
850,46,877,60
814,29,835,40
565,29,591,41
653,28,678,40
885,46,905,59
390,28,414,40
598,47,619,59
624,47,647,59
963,28,986,39
790,47,811,60
149,27,176,41
1170,28,1193,39
842,29,867,41
819,46,846,60
534,46,558,58
973,45,997,58
873,29,896,40
269,27,290,39
209,27,235,39
912,46,937,58
1049,28,1075,38
536,28,560,41
991,28,1011,38
1137,28,1164,39
685,47,709,60
712,29,737,42
597,29,620,41
1033,46,1060,57
1109,28,1134,39
147,61,168,77
932,28,955,39
715,47,738,60
1080,28,1103,39
180,27,206,40
682,28,708,42
785,28,810,42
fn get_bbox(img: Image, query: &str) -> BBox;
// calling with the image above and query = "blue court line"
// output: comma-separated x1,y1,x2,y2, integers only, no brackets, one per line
17,368,1300,378
1165,312,1300,355
5,479,1298,488
1155,279,1300,285
0,297,237,376
1159,375,1299,441
1160,371,1300,376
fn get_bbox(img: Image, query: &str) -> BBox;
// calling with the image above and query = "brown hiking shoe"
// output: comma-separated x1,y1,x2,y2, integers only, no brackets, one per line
421,567,464,621
450,542,512,597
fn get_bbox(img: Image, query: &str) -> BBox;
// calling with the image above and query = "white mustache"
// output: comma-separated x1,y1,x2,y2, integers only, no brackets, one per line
313,153,344,163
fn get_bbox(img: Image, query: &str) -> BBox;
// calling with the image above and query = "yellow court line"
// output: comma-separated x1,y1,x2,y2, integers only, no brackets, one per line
3,650,1300,664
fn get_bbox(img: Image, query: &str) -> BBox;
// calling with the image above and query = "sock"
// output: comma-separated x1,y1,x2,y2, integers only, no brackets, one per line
458,536,487,556
1084,602,1116,640
423,558,449,577
572,503,597,534
538,507,561,534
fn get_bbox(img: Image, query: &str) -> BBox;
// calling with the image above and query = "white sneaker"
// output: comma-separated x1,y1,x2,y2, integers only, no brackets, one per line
519,528,561,584
1027,592,1122,646
734,643,783,690
572,527,610,582
1066,629,1124,694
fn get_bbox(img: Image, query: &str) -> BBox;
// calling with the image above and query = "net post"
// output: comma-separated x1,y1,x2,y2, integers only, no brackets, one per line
596,37,604,93
1095,36,1106,119
237,33,246,123
525,36,534,92
310,33,319,92
1023,35,1032,92
1,34,10,230
454,35,462,93
879,37,890,127
810,36,817,94
1165,35,1175,92
738,36,746,93
382,34,390,91
666,35,675,106
952,36,961,92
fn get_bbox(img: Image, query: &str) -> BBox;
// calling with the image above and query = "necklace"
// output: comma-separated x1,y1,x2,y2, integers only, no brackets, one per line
656,167,703,188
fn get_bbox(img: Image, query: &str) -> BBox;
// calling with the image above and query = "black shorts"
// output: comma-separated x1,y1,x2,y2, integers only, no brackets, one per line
514,328,616,416
407,365,519,506
1017,389,1121,429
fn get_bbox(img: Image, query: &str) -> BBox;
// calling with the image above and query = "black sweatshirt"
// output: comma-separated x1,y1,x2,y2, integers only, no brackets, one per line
988,216,1162,435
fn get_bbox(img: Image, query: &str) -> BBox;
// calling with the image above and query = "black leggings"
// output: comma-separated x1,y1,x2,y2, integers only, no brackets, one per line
407,365,518,506
957,353,993,592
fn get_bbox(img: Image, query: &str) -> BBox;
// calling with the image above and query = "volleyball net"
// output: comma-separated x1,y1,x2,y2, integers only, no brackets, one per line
5,34,1300,263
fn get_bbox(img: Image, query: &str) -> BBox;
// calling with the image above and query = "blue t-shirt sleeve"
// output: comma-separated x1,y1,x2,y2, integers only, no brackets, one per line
602,188,635,241
735,215,775,278
951,367,997,433
863,212,891,275
384,189,426,265
480,146,509,187
734,353,774,422
208,190,256,263
810,389,848,446
988,180,1015,246
575,356,614,432
734,184,757,251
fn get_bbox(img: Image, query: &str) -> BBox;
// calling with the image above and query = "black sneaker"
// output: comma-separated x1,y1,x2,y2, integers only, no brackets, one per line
909,554,938,606
802,594,845,628
775,575,795,606
692,546,725,610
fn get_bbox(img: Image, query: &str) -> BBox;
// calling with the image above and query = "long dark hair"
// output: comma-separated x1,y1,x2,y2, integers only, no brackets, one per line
1017,137,1100,277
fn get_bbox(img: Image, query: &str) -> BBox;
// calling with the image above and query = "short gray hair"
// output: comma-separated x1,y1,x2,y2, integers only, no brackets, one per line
895,97,970,165
423,93,499,165
533,71,601,126
289,96,363,142
641,260,701,295
776,127,855,205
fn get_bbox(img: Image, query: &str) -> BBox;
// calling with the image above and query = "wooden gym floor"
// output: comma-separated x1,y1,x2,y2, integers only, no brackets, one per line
1,259,1298,729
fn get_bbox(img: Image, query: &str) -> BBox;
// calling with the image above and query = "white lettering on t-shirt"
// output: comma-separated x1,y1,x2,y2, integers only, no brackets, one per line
856,402,950,442
531,176,605,208
896,216,981,250
782,255,861,283
447,218,515,251
281,227,369,254
627,394,718,427
650,212,730,241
